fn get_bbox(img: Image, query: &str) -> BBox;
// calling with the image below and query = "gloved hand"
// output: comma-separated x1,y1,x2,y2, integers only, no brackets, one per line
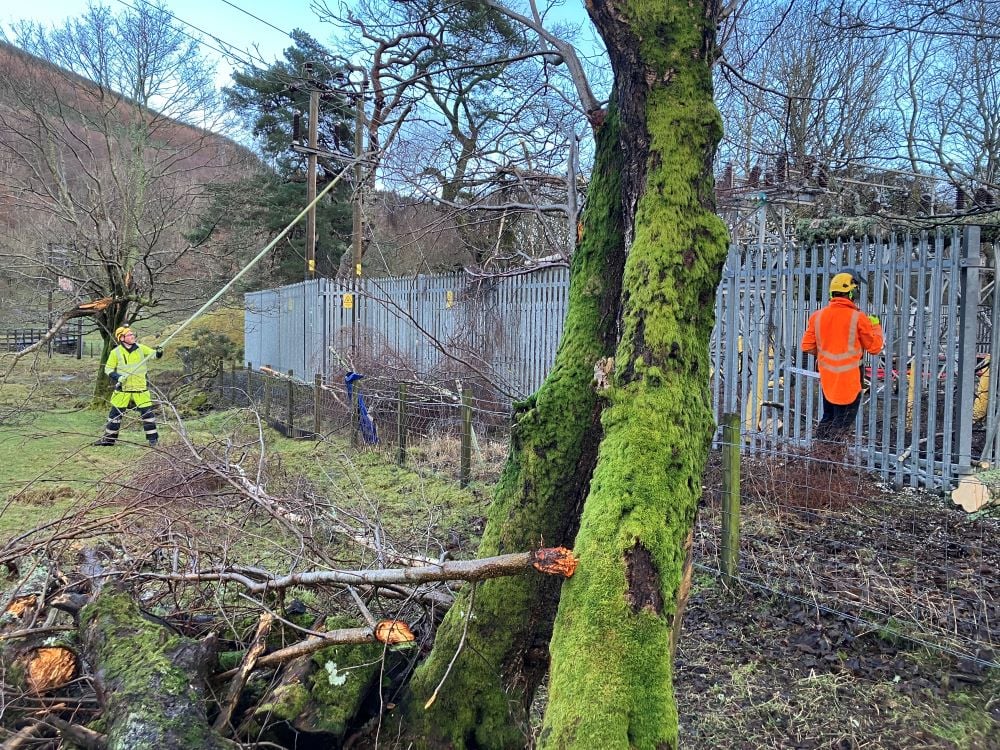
867,314,880,325
155,346,164,358
114,381,123,392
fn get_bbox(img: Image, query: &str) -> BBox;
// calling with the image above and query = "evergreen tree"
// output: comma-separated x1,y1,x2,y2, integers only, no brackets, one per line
199,30,355,282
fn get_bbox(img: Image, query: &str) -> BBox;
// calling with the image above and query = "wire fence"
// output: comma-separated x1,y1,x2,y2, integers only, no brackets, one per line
700,414,999,670
245,227,998,492
217,364,510,487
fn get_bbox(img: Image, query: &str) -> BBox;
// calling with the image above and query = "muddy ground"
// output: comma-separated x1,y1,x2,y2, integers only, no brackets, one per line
677,456,999,749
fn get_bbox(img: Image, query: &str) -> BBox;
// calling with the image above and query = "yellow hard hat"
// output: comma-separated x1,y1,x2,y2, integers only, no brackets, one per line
829,272,858,295
114,326,134,341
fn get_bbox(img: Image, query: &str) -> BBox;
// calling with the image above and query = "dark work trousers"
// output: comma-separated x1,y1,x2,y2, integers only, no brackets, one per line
815,392,861,442
101,401,158,444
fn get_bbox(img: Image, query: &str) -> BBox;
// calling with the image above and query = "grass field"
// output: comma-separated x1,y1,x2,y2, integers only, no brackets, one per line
0,323,484,552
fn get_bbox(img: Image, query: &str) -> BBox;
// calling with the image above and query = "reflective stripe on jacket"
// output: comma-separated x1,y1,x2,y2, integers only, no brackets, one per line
800,298,884,404
104,343,157,393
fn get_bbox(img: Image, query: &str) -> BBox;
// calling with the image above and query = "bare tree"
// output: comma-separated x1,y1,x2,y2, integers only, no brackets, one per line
717,0,896,183
315,0,603,270
0,3,250,402
834,0,1000,207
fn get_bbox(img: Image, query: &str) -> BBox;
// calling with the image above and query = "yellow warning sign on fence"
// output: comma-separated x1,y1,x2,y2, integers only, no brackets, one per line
343,293,354,309
446,290,454,308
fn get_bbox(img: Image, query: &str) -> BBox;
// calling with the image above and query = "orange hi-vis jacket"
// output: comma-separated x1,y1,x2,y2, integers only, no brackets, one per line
801,297,884,405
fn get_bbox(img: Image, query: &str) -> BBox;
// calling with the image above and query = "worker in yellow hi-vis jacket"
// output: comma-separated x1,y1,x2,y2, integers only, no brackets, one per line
94,326,163,447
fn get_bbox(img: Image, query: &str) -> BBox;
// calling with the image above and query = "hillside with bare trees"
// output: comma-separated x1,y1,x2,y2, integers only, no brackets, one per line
0,17,261,400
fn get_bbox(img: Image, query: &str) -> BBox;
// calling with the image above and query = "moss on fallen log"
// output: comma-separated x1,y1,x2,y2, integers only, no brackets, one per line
80,591,236,750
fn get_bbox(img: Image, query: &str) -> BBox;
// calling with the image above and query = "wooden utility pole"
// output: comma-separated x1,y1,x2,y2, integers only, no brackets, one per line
305,63,319,280
351,87,365,359
351,89,364,278
46,243,53,358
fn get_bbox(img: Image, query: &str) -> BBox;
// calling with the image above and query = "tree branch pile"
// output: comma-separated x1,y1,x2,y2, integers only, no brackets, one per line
0,440,576,748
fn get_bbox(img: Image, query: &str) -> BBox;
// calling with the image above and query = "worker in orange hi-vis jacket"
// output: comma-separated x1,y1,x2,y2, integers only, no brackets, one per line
801,271,884,441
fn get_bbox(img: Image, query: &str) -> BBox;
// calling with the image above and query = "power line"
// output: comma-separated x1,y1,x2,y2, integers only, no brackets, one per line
216,0,295,41
112,0,269,70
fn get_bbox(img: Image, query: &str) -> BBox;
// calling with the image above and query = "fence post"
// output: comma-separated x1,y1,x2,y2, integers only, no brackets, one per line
721,412,741,584
955,225,981,475
216,359,225,404
460,387,473,487
397,382,407,466
246,362,253,409
262,364,272,423
287,370,295,436
314,373,322,440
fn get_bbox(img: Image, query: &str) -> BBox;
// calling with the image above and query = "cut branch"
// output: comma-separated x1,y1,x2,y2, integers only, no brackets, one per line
145,547,577,594
213,626,376,681
213,612,274,732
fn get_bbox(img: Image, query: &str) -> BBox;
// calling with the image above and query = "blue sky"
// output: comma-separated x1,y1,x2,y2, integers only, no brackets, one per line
2,1,598,89
1,0,332,87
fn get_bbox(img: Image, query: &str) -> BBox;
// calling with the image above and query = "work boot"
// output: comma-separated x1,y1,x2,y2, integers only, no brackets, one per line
148,439,158,448
93,438,116,446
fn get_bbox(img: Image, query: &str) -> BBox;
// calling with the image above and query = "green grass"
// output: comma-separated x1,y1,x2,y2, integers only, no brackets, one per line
0,407,155,538
152,305,245,369
0,340,484,556
268,436,485,548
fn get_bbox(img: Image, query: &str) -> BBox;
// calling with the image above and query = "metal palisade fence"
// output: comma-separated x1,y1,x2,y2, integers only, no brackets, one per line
715,226,998,489
245,226,999,490
245,267,571,401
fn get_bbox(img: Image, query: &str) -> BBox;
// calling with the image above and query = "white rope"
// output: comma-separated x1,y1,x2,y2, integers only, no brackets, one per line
156,166,351,353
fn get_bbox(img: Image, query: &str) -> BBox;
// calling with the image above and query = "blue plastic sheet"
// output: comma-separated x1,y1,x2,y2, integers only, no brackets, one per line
345,372,378,445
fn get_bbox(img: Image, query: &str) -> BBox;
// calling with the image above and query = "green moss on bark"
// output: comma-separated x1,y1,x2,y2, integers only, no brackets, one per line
80,592,231,750
256,683,310,720
301,627,383,736
400,109,627,749
540,1,728,749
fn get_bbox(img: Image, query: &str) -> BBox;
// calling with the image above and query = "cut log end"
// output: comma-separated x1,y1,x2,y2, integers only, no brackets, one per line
26,646,78,693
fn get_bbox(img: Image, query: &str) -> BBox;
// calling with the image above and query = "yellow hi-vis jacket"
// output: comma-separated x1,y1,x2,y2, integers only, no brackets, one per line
105,343,160,408
801,298,884,404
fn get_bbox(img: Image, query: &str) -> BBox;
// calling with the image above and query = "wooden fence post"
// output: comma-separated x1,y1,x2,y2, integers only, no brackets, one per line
460,387,473,487
287,370,295,436
314,373,322,440
262,365,272,423
396,382,407,466
721,412,741,584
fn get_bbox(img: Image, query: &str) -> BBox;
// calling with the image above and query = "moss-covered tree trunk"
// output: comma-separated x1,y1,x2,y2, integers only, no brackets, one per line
90,305,130,407
539,1,727,748
80,592,236,749
400,110,627,747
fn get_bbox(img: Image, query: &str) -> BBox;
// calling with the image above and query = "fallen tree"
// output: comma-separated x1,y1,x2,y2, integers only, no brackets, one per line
0,543,576,748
